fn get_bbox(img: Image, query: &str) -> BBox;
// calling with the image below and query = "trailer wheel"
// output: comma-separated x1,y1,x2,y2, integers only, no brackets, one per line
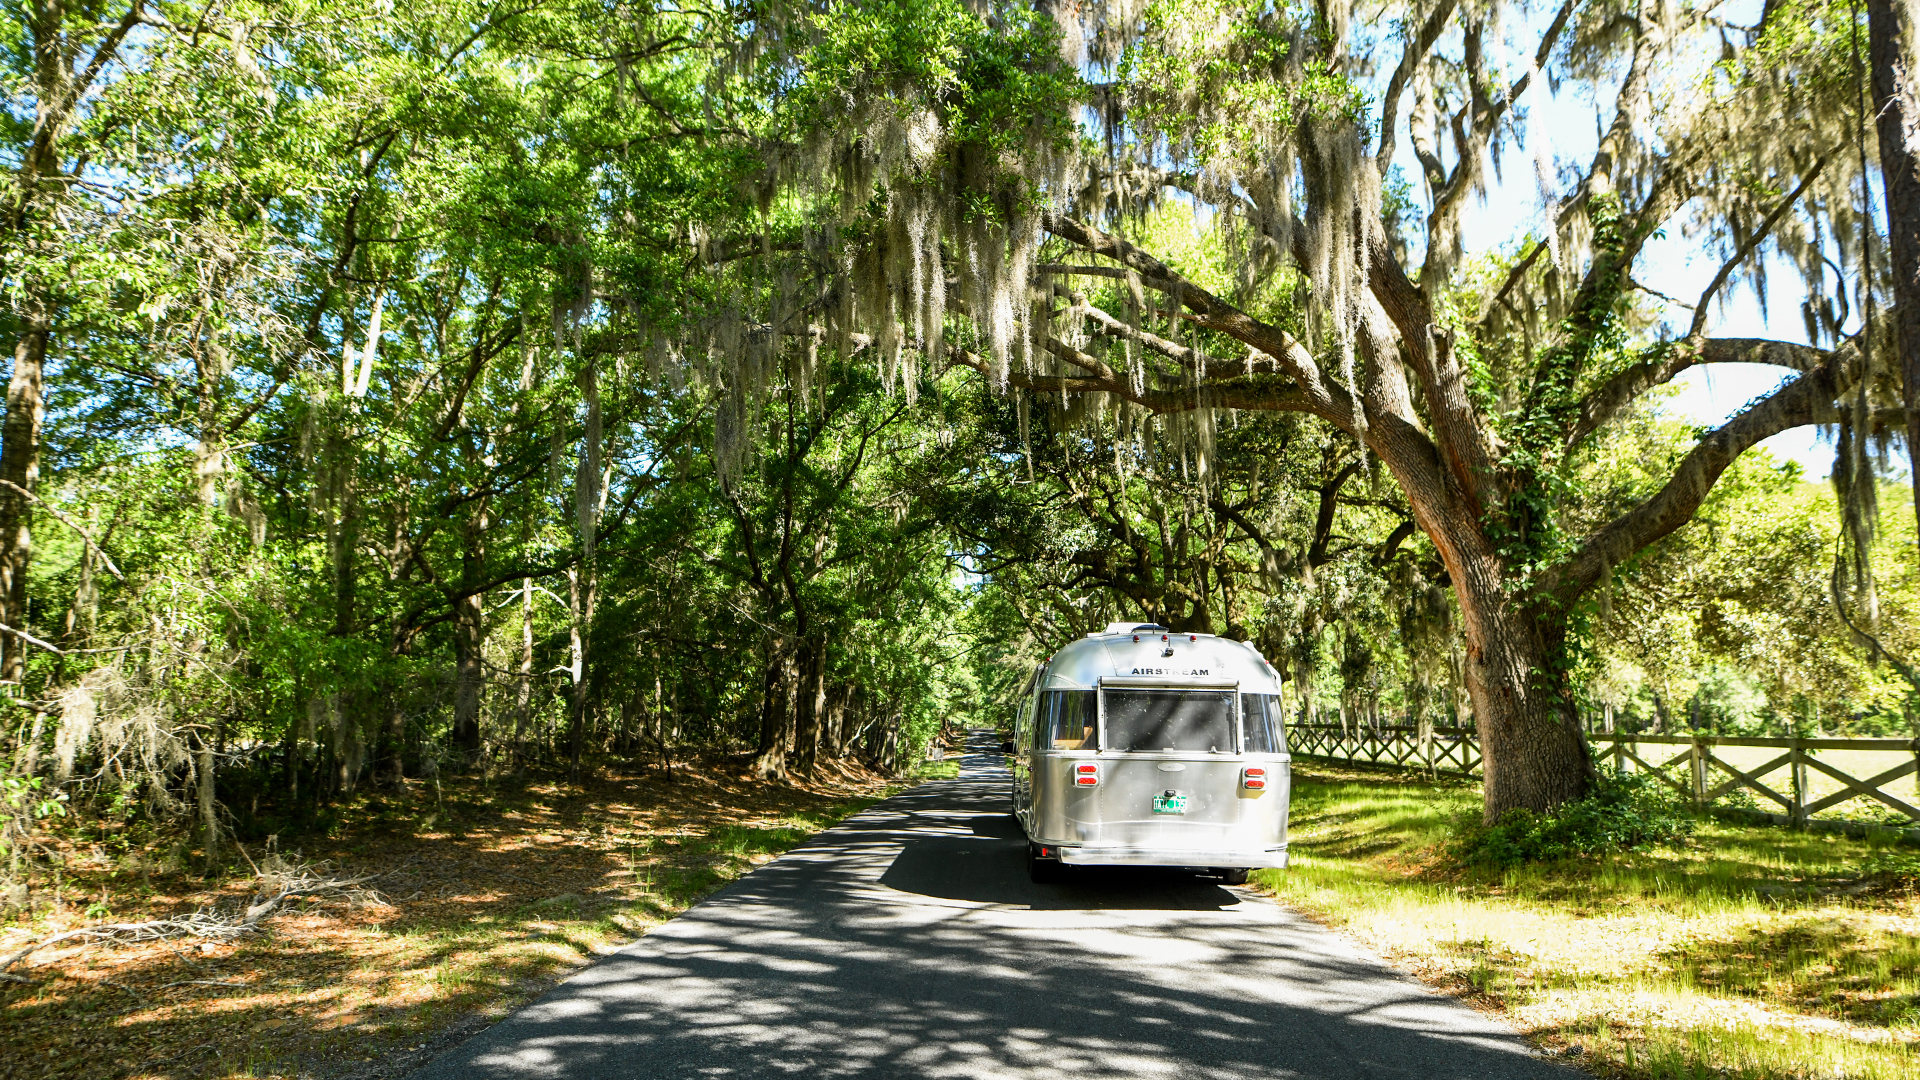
1219,868,1249,885
1026,843,1063,884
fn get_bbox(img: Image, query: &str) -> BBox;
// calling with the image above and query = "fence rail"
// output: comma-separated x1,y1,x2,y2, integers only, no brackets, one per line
1289,723,1920,829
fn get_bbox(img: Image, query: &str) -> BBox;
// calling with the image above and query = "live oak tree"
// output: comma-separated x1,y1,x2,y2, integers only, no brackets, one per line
712,0,1908,818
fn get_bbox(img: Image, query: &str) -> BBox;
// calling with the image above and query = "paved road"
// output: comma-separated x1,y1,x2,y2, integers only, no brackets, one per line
411,732,1579,1079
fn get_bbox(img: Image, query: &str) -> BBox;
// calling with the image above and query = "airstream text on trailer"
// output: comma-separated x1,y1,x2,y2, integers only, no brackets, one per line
1002,623,1290,884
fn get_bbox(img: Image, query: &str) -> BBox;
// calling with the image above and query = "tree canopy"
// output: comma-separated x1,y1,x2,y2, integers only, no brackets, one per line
2,0,1917,877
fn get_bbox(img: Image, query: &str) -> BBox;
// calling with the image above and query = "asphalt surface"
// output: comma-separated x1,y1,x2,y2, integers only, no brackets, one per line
409,732,1581,1079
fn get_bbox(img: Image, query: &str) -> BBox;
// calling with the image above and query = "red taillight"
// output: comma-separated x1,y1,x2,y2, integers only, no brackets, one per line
1074,763,1099,786
1242,766,1267,790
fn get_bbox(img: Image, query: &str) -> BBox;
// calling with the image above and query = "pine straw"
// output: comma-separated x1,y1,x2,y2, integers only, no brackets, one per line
0,751,912,1080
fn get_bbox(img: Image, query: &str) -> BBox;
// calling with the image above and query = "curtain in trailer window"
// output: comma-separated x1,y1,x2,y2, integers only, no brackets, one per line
1040,690,1096,749
1240,694,1286,753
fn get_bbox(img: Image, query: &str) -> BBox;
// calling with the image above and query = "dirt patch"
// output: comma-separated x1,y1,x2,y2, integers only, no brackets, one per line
0,753,907,1080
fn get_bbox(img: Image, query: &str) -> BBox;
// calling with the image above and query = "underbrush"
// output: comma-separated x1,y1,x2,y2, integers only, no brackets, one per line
1257,762,1920,1080
1450,767,1696,866
0,752,908,1080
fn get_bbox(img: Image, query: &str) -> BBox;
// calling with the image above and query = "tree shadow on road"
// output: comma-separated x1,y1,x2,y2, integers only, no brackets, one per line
878,829,1242,909
407,767,1583,1080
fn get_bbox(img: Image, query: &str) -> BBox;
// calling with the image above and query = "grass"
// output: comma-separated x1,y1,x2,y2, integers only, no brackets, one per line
916,758,961,780
1256,762,1920,1079
0,742,964,1080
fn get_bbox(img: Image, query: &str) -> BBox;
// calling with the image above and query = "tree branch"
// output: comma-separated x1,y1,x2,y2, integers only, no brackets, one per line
1041,214,1355,430
1375,0,1461,176
1687,160,1828,339
1568,336,1833,447
1423,0,1575,270
1548,339,1865,606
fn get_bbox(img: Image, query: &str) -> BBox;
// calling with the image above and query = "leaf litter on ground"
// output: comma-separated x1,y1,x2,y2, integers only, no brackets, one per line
0,749,925,1080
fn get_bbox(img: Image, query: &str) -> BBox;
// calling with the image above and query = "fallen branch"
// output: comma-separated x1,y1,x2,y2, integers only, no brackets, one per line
0,857,381,973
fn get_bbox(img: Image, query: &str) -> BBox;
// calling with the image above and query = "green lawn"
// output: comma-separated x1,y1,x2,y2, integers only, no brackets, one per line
1258,762,1920,1079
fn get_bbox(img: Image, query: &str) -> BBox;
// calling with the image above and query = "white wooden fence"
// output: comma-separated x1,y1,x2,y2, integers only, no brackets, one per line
1289,723,1920,829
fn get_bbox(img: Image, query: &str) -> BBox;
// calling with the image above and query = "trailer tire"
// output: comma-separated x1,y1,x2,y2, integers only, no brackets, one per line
1219,868,1249,885
1027,843,1063,884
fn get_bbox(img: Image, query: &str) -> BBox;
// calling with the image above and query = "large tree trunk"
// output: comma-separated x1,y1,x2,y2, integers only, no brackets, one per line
793,637,826,775
327,458,357,640
512,578,533,765
1452,558,1592,820
565,565,591,774
824,683,848,759
748,645,779,772
754,652,788,780
0,0,87,686
384,669,408,785
1871,0,1920,539
0,324,47,684
451,594,484,761
195,735,218,873
566,355,602,779
450,510,489,762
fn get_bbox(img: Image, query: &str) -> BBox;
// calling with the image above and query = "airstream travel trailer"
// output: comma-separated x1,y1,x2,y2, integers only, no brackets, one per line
1003,623,1290,884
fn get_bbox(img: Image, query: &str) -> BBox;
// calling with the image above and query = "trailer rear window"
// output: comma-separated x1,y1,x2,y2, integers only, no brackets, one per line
1039,690,1097,749
1241,694,1286,753
1102,689,1237,752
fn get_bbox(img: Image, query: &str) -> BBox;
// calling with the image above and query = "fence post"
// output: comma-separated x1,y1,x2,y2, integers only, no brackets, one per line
1690,737,1707,808
1789,739,1808,828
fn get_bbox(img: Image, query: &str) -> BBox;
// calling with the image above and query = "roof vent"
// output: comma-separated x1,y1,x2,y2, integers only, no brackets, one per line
1102,621,1169,635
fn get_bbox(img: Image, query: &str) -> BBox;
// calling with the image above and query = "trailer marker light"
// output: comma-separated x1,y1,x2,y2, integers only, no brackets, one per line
1242,766,1268,790
1074,763,1099,786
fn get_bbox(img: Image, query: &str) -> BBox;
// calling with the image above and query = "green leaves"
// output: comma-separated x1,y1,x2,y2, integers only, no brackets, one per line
1450,767,1696,867
779,0,1080,157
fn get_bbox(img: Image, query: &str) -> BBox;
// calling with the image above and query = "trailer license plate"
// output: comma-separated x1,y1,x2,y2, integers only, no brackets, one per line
1153,791,1188,814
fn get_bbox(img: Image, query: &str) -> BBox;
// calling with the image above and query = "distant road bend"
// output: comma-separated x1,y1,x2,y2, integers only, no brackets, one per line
411,731,1580,1079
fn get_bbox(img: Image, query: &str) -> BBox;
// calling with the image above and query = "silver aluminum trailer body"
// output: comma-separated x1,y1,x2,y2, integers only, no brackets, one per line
1008,624,1290,882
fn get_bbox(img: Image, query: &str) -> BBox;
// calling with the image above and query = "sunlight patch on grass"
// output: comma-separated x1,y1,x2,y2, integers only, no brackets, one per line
1256,765,1920,1079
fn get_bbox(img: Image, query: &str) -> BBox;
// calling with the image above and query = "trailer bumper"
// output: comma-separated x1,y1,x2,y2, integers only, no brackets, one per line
1054,845,1288,869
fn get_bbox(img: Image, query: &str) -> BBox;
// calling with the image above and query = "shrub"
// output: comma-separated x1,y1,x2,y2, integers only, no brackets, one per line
1451,767,1695,867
